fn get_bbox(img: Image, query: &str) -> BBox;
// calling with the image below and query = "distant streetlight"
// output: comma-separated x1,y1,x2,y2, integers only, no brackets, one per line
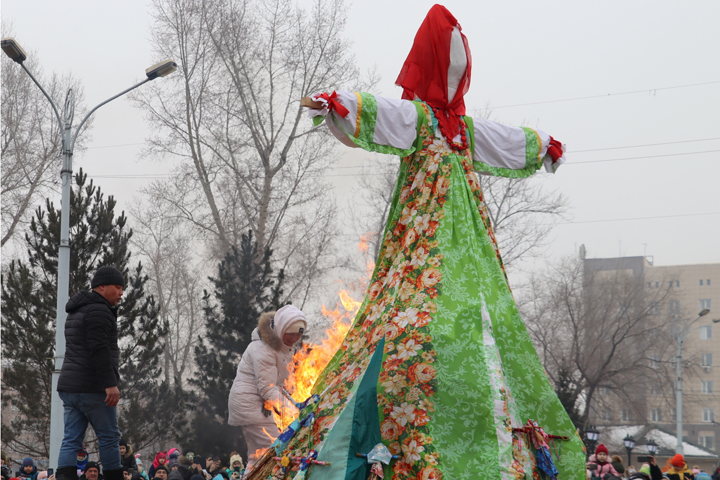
1,36,177,469
672,308,712,454
645,438,658,456
585,426,600,458
623,434,636,466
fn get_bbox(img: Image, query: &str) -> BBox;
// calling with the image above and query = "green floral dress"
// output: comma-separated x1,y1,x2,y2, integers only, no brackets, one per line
272,94,585,480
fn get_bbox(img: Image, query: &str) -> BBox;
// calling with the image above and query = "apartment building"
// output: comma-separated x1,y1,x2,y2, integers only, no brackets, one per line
583,256,720,452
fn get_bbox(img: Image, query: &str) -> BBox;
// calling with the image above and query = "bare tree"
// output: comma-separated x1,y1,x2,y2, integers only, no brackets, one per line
477,175,567,269
520,255,677,430
132,0,366,306
1,25,88,249
130,201,205,389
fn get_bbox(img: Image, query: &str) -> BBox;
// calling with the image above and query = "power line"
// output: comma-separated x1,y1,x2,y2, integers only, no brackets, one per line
572,149,720,164
492,80,720,109
558,212,720,225
86,142,145,150
88,145,719,179
571,137,720,153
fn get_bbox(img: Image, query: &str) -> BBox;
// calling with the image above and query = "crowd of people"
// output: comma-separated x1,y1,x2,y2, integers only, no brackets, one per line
1,446,248,480
587,444,720,480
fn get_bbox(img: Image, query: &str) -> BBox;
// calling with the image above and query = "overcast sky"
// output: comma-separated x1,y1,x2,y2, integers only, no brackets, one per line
3,0,719,279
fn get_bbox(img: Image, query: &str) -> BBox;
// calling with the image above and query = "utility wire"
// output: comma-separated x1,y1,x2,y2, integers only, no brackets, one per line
558,212,720,225
93,146,719,179
572,149,720,164
492,80,720,109
571,137,720,153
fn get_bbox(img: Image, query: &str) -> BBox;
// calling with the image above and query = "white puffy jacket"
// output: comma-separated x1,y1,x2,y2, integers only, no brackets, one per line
228,311,294,426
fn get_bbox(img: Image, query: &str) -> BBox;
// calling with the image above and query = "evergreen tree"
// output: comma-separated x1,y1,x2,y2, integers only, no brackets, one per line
1,170,176,458
186,230,284,457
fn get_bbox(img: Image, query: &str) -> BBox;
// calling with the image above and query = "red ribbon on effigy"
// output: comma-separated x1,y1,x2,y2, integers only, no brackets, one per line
546,136,564,162
317,91,350,118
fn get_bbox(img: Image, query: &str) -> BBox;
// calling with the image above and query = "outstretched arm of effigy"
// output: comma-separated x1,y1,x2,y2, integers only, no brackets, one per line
306,90,420,157
470,116,567,178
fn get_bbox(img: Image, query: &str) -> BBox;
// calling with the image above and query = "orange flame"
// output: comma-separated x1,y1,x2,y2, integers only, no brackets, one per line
262,427,276,441
286,290,357,404
267,237,373,432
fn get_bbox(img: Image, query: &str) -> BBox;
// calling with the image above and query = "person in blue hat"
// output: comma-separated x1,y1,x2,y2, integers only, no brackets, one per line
17,458,38,480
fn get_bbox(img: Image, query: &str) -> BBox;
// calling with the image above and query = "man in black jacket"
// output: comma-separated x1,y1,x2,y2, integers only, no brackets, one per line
56,266,125,480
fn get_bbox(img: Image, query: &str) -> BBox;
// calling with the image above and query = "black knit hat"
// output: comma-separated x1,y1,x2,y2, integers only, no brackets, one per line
91,266,125,289
85,462,100,473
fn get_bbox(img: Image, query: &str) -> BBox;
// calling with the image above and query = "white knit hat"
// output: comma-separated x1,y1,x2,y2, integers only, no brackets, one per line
274,305,307,338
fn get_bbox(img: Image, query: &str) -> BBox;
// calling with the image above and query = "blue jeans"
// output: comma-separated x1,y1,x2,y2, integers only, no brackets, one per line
58,392,121,470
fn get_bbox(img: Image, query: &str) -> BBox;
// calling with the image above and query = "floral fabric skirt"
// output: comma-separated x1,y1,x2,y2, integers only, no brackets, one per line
276,106,585,480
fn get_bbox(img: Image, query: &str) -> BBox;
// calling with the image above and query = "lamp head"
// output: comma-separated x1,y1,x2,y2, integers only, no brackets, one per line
645,438,658,455
698,308,710,317
145,59,177,80
1,37,27,63
586,426,600,442
623,433,636,450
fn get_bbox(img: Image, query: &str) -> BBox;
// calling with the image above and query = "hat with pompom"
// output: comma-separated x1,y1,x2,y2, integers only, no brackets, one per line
670,454,685,468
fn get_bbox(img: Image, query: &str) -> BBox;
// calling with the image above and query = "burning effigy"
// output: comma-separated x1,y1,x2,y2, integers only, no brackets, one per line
244,5,585,480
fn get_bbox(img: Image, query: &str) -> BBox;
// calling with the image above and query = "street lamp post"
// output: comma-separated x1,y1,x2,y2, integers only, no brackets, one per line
623,434,635,467
645,438,658,458
671,308,717,454
1,37,177,468
585,426,599,459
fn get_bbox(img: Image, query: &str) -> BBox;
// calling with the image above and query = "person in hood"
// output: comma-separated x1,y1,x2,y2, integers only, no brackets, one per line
17,458,38,480
225,454,243,480
147,453,166,480
119,440,135,473
76,450,89,476
227,305,307,468
664,455,695,480
56,266,125,480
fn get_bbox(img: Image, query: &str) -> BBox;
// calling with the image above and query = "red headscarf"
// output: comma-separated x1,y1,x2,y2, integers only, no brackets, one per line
395,4,472,149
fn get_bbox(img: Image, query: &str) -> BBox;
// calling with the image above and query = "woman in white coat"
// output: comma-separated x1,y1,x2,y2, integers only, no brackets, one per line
228,305,307,467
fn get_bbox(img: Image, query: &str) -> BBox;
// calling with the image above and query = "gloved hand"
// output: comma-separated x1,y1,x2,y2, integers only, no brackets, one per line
262,405,272,417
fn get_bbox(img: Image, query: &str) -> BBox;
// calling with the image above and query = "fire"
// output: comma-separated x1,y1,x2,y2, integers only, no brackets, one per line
286,290,357,403
266,235,375,432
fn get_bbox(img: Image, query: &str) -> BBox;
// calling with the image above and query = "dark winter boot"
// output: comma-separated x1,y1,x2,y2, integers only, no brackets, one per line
103,469,124,480
56,466,79,480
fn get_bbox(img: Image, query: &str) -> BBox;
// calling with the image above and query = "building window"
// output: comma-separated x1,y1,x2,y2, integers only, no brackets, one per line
650,383,661,394
698,435,715,451
621,409,633,422
702,353,713,367
676,280,680,287
600,408,612,422
648,282,652,288
702,408,715,423
598,386,611,396
655,281,659,288
700,325,713,340
708,279,711,286
702,381,714,394
670,409,677,421
669,300,681,314
650,354,662,369
651,408,663,422
649,302,661,314
700,279,704,286
700,299,712,310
